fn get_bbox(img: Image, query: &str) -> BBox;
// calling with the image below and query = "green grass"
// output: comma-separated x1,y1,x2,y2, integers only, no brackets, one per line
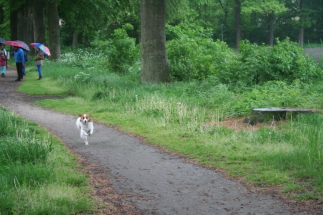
15,51,323,206
0,106,96,214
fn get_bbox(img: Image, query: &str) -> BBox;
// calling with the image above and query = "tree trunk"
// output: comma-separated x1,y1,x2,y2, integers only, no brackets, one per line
298,0,305,46
268,11,274,46
9,9,18,40
72,32,78,48
33,0,46,44
24,0,34,47
235,0,241,48
16,1,33,47
140,0,171,84
83,36,89,48
46,0,60,59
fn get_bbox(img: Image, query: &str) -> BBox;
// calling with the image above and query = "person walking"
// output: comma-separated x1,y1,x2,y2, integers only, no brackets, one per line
35,48,44,80
13,46,25,81
0,52,7,77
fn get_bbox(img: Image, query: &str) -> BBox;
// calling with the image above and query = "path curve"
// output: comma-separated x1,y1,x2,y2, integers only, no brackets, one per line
0,68,311,215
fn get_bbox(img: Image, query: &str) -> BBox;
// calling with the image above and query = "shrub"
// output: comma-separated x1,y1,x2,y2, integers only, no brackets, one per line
235,38,323,86
166,23,237,81
91,24,139,73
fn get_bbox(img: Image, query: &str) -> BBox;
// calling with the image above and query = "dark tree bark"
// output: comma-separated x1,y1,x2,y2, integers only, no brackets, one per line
17,1,33,44
298,0,305,46
9,9,18,41
0,6,4,23
140,0,171,84
268,11,274,46
83,36,89,48
33,0,46,44
46,0,60,59
72,32,78,48
235,0,241,48
16,1,32,58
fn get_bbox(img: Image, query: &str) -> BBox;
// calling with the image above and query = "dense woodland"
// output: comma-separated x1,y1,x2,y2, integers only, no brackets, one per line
0,0,323,83
0,1,322,53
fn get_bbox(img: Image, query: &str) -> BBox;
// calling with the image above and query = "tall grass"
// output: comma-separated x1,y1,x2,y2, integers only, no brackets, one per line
27,49,323,202
0,107,94,214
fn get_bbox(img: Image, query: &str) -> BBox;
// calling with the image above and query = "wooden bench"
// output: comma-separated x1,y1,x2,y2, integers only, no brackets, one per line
244,107,314,125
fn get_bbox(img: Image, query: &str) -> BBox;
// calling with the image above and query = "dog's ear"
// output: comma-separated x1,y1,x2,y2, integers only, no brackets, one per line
79,114,83,117
87,114,92,121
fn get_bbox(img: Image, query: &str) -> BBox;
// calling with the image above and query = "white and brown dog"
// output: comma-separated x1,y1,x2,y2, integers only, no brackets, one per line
76,114,94,145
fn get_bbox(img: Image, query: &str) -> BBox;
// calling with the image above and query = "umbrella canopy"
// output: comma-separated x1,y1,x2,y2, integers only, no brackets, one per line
30,43,51,56
16,40,30,51
4,40,24,48
0,37,6,43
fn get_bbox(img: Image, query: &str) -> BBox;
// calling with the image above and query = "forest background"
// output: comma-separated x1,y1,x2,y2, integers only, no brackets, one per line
0,0,323,213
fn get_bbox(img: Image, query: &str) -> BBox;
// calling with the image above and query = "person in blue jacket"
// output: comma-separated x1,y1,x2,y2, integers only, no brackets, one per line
13,46,24,81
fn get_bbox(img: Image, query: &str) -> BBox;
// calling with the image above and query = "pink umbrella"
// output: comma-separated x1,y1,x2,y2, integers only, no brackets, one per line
4,41,24,48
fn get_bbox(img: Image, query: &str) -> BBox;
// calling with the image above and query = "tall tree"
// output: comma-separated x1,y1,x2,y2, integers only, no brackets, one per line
33,0,46,44
298,0,305,46
140,0,171,84
46,0,60,59
17,0,33,44
8,1,25,41
235,0,241,48
243,0,286,46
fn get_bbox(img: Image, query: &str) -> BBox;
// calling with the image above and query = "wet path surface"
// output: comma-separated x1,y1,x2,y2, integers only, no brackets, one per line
0,68,310,215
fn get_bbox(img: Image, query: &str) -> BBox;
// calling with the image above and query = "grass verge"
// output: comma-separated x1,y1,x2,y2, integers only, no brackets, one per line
0,106,97,214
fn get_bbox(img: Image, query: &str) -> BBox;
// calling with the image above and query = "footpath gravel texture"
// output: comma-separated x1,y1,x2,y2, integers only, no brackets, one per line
0,68,318,215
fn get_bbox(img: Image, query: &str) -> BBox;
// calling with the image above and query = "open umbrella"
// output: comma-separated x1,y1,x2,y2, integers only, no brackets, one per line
4,40,24,48
16,40,30,51
0,37,6,43
30,43,51,56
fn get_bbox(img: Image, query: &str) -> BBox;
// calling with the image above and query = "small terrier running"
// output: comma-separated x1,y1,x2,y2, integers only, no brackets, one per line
76,114,94,145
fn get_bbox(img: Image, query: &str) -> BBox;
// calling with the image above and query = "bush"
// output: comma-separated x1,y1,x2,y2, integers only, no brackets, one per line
166,23,237,81
235,38,323,86
92,24,139,73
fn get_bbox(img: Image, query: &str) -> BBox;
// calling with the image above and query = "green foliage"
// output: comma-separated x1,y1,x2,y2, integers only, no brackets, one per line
166,23,237,81
228,80,320,116
167,25,321,85
234,38,323,86
91,24,139,73
271,38,321,82
0,137,52,165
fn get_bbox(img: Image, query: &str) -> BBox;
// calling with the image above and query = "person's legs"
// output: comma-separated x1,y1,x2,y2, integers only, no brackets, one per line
22,64,26,76
16,62,23,81
1,66,5,76
37,65,42,80
15,62,20,80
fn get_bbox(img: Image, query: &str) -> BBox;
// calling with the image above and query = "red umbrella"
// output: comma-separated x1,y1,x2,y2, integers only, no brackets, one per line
4,41,24,48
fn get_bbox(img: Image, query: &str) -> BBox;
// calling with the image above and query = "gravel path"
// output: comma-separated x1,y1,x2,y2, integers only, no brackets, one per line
0,68,314,215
